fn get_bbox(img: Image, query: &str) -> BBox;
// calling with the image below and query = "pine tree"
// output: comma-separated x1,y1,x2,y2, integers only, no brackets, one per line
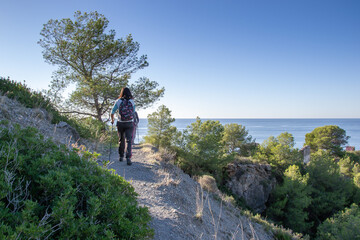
144,105,176,149
266,165,313,233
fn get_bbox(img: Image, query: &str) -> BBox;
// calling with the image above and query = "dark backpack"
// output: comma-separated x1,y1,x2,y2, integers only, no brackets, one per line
119,99,134,121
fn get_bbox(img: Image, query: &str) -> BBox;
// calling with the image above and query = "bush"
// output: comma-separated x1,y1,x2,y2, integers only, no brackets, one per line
316,203,360,240
0,123,153,239
306,151,354,236
177,118,232,181
197,175,219,194
266,165,312,233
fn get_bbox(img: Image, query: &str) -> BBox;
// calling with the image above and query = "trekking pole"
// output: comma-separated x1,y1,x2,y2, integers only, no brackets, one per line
109,122,113,163
137,124,139,144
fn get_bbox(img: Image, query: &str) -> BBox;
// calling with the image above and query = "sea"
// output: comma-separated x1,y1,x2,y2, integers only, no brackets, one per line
134,118,360,150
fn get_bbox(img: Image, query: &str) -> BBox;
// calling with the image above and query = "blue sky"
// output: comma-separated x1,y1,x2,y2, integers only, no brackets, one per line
1,0,359,118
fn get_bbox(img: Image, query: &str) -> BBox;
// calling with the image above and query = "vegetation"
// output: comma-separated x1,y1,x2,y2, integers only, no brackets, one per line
255,132,302,172
145,114,255,182
306,151,354,231
305,125,349,157
316,203,360,240
176,118,230,181
266,165,312,233
260,126,358,238
144,105,177,149
222,123,256,156
39,11,164,122
0,123,153,239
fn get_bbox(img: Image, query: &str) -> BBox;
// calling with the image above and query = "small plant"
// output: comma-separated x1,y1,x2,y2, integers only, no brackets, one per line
195,186,205,220
221,194,236,206
274,231,293,240
156,168,181,187
197,175,220,194
240,209,304,240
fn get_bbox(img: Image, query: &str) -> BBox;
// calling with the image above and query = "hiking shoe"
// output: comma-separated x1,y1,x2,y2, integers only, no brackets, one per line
127,158,132,166
119,157,124,162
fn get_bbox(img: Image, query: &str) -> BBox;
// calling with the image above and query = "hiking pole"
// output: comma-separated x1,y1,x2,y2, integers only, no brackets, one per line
109,121,113,163
137,124,139,144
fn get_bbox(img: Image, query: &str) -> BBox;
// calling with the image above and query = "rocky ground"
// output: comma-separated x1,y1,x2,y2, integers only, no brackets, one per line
0,95,275,240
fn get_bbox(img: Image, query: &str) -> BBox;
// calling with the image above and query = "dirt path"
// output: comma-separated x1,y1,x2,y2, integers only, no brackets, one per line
108,146,184,239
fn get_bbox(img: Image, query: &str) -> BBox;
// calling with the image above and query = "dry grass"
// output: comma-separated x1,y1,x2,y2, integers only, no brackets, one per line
208,197,222,240
0,94,7,105
197,175,220,194
32,108,46,120
195,186,206,220
221,194,236,206
140,144,177,166
157,148,176,163
0,96,11,119
156,168,181,187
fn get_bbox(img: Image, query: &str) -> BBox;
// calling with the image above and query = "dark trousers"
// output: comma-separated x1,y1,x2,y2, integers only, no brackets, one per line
117,122,135,159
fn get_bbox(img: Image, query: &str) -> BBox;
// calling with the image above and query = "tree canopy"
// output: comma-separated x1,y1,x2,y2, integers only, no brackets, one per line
222,123,256,156
38,11,164,121
144,105,177,149
177,118,231,180
266,165,313,233
255,132,302,171
305,125,349,156
316,204,360,240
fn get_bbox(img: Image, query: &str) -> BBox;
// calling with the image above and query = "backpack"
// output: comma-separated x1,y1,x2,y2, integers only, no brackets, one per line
119,99,134,121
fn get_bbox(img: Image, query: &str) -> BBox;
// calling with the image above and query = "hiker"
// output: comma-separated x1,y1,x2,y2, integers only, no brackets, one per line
133,111,139,144
111,87,136,166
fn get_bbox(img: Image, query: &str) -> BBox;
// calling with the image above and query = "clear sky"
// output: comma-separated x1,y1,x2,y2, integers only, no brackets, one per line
1,0,359,118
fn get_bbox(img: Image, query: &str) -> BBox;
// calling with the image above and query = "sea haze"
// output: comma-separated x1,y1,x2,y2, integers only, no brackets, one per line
135,118,360,150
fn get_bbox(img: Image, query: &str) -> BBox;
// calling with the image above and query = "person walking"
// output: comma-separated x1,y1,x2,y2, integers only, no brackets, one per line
111,87,136,166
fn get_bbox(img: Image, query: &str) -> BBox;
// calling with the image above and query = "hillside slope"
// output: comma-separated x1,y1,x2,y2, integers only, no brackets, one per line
0,94,276,240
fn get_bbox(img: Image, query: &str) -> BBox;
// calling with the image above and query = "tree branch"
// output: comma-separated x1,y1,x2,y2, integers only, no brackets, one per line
59,110,97,118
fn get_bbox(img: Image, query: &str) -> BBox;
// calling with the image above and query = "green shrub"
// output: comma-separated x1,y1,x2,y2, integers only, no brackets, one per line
176,118,232,181
0,123,153,239
316,203,360,240
266,165,313,234
274,231,293,240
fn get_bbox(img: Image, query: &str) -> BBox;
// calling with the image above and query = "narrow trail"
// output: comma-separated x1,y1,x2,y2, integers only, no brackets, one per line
108,145,189,239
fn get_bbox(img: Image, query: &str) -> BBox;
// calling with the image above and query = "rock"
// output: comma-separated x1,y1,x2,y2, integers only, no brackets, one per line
31,108,49,120
300,145,311,164
225,161,276,213
56,121,80,141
